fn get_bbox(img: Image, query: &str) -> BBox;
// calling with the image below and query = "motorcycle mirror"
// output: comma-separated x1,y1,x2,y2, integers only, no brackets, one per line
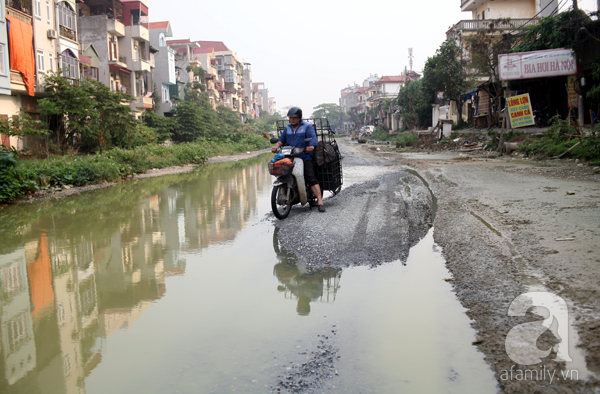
270,137,279,144
304,138,312,142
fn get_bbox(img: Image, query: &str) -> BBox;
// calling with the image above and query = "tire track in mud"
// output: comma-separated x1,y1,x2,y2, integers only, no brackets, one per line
272,171,432,271
269,142,434,393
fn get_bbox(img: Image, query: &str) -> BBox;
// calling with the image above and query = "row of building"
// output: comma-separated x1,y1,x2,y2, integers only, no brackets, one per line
340,71,421,132
0,0,276,150
340,0,586,132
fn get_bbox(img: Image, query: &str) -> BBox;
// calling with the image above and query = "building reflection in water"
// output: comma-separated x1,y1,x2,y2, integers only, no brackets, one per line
0,157,271,394
272,229,342,316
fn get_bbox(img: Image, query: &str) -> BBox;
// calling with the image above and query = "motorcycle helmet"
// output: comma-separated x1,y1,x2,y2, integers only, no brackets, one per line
287,107,302,118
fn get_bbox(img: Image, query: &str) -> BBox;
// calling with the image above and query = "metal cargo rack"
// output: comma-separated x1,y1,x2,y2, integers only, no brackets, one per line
275,118,334,136
275,118,343,195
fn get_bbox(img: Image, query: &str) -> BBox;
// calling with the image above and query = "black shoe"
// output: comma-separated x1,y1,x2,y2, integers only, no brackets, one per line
318,205,325,213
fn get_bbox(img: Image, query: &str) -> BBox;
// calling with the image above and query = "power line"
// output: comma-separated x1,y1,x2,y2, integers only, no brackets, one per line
509,0,561,36
510,0,568,48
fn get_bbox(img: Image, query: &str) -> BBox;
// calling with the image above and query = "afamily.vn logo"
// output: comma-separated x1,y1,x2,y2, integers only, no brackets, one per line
505,291,572,365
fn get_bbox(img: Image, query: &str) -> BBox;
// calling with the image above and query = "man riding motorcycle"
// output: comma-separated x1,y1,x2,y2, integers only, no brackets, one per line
271,107,325,212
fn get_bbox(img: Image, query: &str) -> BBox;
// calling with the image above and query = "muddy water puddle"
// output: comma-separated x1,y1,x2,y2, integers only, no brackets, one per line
0,155,495,394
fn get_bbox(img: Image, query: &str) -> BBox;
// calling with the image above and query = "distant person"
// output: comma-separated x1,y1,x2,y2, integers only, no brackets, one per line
271,107,325,212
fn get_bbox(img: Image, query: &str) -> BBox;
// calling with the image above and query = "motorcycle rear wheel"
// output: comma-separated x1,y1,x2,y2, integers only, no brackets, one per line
272,185,293,219
535,115,546,128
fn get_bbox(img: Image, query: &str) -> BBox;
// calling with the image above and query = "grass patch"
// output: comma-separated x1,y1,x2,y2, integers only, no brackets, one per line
2,133,270,203
520,119,600,161
369,127,421,148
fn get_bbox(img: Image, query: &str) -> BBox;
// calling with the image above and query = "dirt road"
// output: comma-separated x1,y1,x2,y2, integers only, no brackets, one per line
276,138,600,393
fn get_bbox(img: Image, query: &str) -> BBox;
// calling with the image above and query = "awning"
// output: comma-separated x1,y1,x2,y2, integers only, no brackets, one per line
109,64,131,74
79,54,92,65
462,88,478,102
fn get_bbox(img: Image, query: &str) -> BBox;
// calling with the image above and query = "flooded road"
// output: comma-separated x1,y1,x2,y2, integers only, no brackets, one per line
0,153,497,393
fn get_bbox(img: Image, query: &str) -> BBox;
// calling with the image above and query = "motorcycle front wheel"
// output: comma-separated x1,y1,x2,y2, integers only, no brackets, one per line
272,184,293,219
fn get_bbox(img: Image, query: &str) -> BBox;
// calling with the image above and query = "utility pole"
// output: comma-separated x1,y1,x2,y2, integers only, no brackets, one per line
573,0,578,10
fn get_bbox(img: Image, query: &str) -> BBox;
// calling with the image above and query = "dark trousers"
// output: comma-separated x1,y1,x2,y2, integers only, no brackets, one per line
303,160,319,187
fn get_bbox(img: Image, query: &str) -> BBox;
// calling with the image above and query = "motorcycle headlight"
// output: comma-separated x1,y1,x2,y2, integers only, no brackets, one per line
292,148,303,155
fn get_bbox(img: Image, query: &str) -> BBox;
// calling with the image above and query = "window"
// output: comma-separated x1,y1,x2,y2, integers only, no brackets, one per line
82,66,99,81
159,33,166,47
35,0,42,19
60,50,79,80
37,50,45,73
133,43,140,61
49,53,53,71
224,70,237,83
57,3,76,33
162,84,169,103
46,0,51,24
0,44,5,75
6,313,30,354
1,262,24,298
109,37,118,61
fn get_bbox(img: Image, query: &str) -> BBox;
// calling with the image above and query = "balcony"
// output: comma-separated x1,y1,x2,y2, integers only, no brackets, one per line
107,18,125,37
130,24,149,41
132,59,151,72
108,57,128,69
449,18,538,33
460,0,480,11
6,0,32,16
189,55,201,67
10,70,27,92
6,3,32,24
59,25,77,41
133,95,153,109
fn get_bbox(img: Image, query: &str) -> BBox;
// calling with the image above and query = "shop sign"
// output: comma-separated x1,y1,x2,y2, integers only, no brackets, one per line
499,48,577,81
567,75,578,108
508,93,534,128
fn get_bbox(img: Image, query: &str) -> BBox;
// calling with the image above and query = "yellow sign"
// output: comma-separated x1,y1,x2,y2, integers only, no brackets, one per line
567,75,578,108
507,93,534,128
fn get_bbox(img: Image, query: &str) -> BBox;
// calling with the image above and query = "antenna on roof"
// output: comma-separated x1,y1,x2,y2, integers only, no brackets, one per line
408,48,414,72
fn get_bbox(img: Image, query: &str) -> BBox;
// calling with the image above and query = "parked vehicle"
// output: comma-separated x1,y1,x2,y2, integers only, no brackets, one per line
361,125,375,136
533,106,552,128
269,119,342,220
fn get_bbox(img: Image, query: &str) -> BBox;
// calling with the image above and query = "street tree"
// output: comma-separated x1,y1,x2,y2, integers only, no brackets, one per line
38,72,143,152
143,109,177,142
174,84,218,140
511,10,585,53
247,111,285,135
464,19,511,83
84,79,142,151
216,106,243,134
423,39,473,125
311,103,348,131
397,79,434,130
0,112,51,162
38,72,99,152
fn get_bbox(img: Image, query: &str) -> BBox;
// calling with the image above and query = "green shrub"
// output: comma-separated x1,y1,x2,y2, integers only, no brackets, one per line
0,146,24,203
104,147,150,174
396,132,420,148
8,137,264,203
520,118,600,161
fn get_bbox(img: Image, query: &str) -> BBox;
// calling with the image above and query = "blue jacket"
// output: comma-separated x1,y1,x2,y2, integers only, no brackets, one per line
278,120,317,161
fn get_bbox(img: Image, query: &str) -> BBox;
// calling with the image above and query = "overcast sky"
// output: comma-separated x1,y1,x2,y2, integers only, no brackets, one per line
151,0,599,117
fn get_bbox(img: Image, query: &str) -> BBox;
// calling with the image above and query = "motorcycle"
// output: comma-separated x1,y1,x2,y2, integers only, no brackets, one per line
533,106,552,128
269,137,317,220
